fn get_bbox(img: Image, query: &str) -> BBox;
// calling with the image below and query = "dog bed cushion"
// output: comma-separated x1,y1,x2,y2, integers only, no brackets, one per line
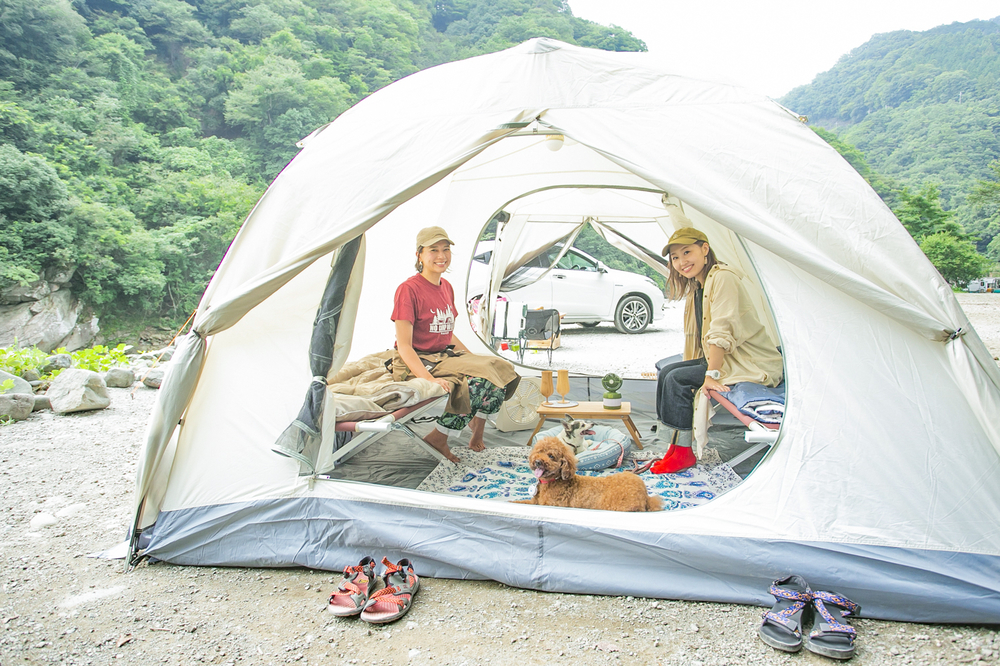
532,424,632,471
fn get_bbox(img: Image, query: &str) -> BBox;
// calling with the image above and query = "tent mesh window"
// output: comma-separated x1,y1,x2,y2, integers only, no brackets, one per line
271,236,363,475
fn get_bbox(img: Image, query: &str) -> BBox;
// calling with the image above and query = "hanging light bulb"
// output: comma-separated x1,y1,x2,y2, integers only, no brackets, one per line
545,134,564,151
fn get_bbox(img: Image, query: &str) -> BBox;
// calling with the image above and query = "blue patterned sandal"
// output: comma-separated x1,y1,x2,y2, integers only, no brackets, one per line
758,575,812,652
804,590,861,660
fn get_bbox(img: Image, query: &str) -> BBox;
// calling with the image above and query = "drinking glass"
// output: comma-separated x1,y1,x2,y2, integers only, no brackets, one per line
540,370,554,406
556,369,571,404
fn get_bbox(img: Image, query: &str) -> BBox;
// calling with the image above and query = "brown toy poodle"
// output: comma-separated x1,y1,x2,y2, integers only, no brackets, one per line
514,437,663,512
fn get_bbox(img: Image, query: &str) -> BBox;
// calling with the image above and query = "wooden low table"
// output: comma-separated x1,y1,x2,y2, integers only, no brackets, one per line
528,401,644,449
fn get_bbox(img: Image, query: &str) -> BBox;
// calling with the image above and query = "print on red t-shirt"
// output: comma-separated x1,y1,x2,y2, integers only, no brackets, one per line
392,274,456,352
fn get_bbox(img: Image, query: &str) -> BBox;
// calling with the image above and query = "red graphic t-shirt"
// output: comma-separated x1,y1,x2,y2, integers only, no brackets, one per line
391,274,456,352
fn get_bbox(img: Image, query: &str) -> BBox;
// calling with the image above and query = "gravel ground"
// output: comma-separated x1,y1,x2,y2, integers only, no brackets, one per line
957,292,1000,359
498,302,685,378
2,295,999,666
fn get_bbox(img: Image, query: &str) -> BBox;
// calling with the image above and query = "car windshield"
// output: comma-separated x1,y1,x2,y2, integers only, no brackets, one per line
554,249,597,271
522,245,596,271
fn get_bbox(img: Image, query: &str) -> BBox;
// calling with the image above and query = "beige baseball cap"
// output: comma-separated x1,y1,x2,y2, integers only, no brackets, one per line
661,227,709,256
416,226,454,250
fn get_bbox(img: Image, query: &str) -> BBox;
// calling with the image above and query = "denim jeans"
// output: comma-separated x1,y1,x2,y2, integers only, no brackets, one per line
655,358,707,431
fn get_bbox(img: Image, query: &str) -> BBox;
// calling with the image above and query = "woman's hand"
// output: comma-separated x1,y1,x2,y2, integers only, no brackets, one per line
701,376,729,397
432,377,453,393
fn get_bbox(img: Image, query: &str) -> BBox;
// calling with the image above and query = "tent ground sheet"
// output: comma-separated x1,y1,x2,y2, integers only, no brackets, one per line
415,446,741,510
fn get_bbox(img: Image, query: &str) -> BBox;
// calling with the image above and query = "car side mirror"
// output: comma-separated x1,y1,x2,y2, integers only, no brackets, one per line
597,262,608,273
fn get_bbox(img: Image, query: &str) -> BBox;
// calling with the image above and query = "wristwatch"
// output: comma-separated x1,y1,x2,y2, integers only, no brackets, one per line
706,369,721,380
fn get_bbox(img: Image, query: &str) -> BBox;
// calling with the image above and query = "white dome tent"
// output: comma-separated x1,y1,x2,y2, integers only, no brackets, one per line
128,38,1000,623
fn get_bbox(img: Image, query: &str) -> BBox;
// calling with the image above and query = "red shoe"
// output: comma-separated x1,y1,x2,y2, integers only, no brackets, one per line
650,446,696,474
360,558,420,624
328,556,377,616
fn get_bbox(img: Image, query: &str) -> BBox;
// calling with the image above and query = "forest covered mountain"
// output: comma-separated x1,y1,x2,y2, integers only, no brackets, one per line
0,0,644,333
3,1,999,344
781,17,1000,264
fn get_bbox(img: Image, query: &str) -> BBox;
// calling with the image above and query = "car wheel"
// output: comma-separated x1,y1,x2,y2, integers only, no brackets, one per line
578,322,600,328
614,295,650,334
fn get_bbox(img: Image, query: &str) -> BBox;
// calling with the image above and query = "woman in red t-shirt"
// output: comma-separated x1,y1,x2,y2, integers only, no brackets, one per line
392,226,509,462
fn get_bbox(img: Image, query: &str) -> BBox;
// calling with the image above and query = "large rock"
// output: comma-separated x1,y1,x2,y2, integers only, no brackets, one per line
0,268,100,352
0,277,51,304
142,367,165,389
46,369,110,414
41,353,72,374
0,393,33,420
0,370,33,395
104,367,135,388
58,313,100,352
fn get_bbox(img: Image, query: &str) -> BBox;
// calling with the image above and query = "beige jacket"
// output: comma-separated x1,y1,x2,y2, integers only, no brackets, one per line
683,264,783,387
391,349,520,415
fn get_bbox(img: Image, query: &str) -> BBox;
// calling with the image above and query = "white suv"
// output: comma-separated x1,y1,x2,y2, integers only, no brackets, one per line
469,243,665,333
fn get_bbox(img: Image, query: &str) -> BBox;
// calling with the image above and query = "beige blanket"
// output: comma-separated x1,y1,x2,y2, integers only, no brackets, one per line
325,350,446,422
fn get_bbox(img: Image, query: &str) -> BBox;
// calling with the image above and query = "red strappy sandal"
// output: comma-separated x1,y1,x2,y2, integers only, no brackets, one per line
360,557,420,624
327,556,377,617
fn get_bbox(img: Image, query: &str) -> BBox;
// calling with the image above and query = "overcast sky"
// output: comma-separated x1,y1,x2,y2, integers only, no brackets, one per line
568,0,1000,98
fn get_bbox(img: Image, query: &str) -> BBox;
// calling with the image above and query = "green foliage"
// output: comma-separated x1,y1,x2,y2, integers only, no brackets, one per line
0,0,90,87
784,20,1000,241
813,128,996,285
0,0,645,330
789,22,1000,281
67,203,166,311
971,160,1000,207
439,0,645,55
894,184,968,242
0,378,14,394
919,232,993,286
782,21,1000,123
0,144,73,287
811,126,899,206
572,225,666,290
70,343,129,372
969,160,1000,259
0,342,129,378
0,144,70,223
0,344,50,378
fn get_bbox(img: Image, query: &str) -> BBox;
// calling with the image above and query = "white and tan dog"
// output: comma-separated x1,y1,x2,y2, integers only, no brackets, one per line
555,414,596,455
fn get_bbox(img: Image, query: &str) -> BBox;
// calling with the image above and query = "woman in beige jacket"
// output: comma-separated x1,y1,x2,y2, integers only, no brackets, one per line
652,228,783,474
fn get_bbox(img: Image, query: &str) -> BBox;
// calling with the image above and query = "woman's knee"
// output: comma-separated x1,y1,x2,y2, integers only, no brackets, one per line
469,378,506,416
659,366,689,390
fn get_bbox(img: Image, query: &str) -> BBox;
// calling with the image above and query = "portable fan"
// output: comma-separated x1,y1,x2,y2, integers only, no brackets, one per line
492,377,544,432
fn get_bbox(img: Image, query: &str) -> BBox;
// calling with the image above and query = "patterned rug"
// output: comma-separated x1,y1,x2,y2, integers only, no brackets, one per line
415,446,742,511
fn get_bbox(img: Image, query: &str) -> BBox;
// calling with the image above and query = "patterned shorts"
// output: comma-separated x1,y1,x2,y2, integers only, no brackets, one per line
437,377,506,431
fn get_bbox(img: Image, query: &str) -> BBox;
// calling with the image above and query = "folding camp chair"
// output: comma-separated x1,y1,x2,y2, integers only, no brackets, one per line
522,308,560,364
315,394,451,475
708,387,780,468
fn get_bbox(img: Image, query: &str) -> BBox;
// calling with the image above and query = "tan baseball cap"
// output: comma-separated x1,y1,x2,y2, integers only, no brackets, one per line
416,226,454,250
661,227,709,256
